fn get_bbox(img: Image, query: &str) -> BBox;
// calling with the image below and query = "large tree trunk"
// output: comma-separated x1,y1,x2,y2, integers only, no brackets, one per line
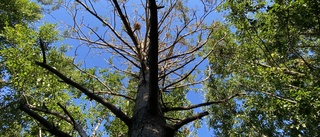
128,1,173,136
128,72,174,137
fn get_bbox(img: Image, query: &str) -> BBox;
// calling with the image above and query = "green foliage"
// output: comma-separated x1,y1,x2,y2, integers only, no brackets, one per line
0,0,42,31
0,23,80,136
206,0,320,136
0,1,86,135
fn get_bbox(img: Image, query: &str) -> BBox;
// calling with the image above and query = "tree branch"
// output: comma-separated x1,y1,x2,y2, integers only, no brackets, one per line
173,111,209,130
57,102,88,137
73,64,135,101
19,103,72,137
27,104,71,122
35,62,131,126
91,116,104,137
85,26,140,69
255,62,305,76
39,39,46,64
261,91,297,104
163,92,246,112
164,31,221,89
74,0,137,58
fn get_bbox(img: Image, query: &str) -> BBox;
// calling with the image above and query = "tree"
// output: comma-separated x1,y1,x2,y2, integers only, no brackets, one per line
206,0,320,136
0,1,82,135
2,0,319,136
1,0,227,136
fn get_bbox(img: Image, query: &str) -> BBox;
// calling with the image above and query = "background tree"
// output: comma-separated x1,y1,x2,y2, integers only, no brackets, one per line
0,0,88,136
206,0,320,136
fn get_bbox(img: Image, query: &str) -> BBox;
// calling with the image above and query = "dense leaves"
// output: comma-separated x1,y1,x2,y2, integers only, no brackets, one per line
0,0,41,31
0,1,84,136
206,0,320,136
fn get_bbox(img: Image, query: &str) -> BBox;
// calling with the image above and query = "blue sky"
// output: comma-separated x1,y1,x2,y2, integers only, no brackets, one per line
36,0,226,136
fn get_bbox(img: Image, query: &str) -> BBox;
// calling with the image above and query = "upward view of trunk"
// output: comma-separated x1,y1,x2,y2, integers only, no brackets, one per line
127,1,175,136
128,72,171,137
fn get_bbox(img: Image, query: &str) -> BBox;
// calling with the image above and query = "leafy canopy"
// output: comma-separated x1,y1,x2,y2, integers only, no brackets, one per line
206,0,320,136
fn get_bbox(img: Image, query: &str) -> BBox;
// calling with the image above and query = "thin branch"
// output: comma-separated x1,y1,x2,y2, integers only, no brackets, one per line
57,103,88,137
241,84,297,104
91,116,104,137
73,64,135,101
163,92,246,112
39,39,46,64
158,27,210,64
164,31,223,89
261,91,297,104
85,26,140,69
111,0,139,46
243,15,281,68
166,72,211,90
290,47,315,71
173,111,209,130
27,104,71,122
28,104,89,137
35,62,131,126
255,62,305,76
57,103,75,124
106,59,139,79
158,0,177,29
73,34,137,60
19,103,72,137
75,0,136,54
160,56,195,80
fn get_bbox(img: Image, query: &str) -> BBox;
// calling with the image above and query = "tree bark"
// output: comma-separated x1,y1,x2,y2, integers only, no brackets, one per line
128,71,174,137
128,1,173,136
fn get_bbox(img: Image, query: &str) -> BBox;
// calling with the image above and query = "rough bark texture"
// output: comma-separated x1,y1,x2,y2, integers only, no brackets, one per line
128,72,174,137
128,1,171,136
